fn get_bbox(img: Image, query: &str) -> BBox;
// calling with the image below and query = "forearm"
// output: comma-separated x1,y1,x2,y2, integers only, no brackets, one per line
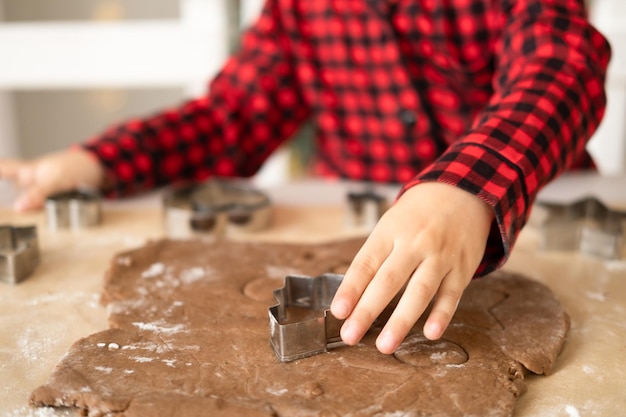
401,0,610,274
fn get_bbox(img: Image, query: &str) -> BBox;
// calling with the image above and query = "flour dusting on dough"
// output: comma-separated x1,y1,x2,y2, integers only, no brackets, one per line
121,341,169,354
131,356,155,363
132,321,186,334
162,359,177,368
266,387,288,396
179,345,201,352
108,299,147,315
6,406,73,417
180,267,207,284
94,366,113,374
142,262,166,278
117,256,132,267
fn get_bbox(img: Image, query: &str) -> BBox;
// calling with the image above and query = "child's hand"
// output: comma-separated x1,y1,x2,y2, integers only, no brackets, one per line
0,149,104,212
331,182,494,354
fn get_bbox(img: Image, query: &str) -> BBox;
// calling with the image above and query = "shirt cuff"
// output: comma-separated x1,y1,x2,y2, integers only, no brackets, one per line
400,141,529,276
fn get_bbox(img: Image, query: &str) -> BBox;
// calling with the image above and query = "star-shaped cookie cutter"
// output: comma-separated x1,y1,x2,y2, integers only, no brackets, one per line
536,196,626,259
163,179,271,238
0,225,40,284
269,273,345,362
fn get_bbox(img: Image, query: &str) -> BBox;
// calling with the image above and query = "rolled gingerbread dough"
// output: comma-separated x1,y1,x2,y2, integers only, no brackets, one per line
30,238,569,416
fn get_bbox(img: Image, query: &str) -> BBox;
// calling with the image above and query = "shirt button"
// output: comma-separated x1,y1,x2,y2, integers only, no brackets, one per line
399,110,417,127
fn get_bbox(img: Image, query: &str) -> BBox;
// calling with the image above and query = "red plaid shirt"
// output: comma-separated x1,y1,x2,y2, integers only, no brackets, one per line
84,0,610,274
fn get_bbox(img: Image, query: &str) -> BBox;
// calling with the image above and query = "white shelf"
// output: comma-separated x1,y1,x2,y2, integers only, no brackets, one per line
0,20,227,89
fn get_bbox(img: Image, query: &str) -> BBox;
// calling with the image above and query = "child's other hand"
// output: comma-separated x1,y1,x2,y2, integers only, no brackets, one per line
0,149,104,212
330,182,494,354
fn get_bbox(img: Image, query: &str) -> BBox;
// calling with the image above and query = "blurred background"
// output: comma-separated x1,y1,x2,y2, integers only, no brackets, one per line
0,0,624,187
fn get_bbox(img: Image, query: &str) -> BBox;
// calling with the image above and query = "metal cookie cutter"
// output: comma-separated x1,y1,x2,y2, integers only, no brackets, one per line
269,273,345,362
345,188,389,230
45,190,102,230
0,225,40,284
163,179,271,238
536,196,626,259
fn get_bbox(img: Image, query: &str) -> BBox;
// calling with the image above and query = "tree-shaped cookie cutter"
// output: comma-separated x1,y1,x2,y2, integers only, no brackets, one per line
536,196,626,259
163,179,271,238
45,190,102,230
0,225,40,284
269,273,345,362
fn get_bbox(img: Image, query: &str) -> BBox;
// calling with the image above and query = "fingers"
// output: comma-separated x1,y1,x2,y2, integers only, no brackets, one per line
335,248,465,355
338,247,419,346
0,158,42,189
333,242,471,355
376,258,450,354
331,225,415,343
330,232,392,320
14,187,47,212
0,159,46,210
0,159,27,183
423,272,465,340
1,151,105,212
1,159,54,211
330,183,494,355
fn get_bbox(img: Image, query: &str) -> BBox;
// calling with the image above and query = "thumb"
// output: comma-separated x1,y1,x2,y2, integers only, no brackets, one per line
0,159,27,183
14,186,47,212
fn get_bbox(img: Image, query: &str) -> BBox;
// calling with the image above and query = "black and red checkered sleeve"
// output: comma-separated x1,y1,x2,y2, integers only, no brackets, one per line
402,0,611,275
82,0,309,197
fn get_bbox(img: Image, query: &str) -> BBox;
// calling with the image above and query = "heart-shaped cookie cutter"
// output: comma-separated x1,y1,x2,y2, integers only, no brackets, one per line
0,225,40,284
163,179,271,238
269,273,345,362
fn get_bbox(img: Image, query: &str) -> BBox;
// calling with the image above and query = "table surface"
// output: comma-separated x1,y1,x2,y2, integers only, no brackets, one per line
1,175,625,417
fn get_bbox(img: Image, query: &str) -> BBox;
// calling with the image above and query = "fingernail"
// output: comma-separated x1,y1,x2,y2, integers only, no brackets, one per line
377,331,397,354
331,299,350,319
341,322,361,345
425,322,442,340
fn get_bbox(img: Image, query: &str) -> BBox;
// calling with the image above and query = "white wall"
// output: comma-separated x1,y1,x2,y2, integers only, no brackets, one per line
3,0,621,176
588,0,626,174
0,0,292,185
0,0,228,158
0,2,18,158
0,92,19,158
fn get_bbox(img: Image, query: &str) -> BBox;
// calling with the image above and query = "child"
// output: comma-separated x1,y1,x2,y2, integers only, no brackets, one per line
0,0,610,355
